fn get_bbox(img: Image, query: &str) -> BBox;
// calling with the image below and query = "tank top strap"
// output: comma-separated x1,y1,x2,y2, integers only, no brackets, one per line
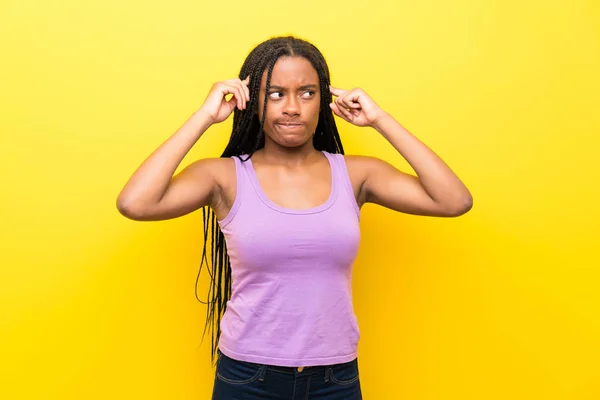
323,151,360,218
218,155,251,228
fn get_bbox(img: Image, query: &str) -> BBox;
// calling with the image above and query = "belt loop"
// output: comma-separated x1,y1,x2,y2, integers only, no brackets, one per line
259,365,267,382
215,350,222,368
324,367,332,382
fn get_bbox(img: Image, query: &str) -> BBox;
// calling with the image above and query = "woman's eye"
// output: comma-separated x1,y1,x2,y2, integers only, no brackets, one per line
268,90,315,99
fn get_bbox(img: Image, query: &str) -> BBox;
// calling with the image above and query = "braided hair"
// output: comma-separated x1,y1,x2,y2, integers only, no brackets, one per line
196,36,345,364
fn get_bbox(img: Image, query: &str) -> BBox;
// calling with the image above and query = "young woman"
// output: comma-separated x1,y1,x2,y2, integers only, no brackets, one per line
117,36,472,399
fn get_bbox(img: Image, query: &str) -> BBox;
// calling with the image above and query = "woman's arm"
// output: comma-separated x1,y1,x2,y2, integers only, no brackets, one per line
351,114,472,217
331,87,473,217
116,111,217,221
116,77,250,221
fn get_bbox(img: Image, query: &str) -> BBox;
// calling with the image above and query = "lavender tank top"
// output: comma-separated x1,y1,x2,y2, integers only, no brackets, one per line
217,151,361,367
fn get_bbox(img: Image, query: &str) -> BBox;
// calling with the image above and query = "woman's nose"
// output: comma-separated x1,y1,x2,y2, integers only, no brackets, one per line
283,96,300,116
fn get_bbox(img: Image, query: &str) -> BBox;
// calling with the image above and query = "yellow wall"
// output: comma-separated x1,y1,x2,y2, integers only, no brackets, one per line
1,0,599,398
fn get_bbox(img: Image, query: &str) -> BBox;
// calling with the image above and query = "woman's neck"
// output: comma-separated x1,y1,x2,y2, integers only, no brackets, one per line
254,141,322,167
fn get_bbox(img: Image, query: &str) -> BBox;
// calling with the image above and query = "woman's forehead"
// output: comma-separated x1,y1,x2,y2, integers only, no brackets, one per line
260,56,319,88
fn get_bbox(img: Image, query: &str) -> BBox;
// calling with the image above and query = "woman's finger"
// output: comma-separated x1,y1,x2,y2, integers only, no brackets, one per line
330,85,347,97
329,102,350,122
237,78,249,106
336,94,356,119
340,91,362,109
232,80,246,109
225,84,243,110
243,76,251,101
225,92,238,113
242,81,250,103
236,82,246,109
334,97,354,120
237,86,246,110
218,83,235,102
337,94,352,110
224,80,246,108
346,97,362,108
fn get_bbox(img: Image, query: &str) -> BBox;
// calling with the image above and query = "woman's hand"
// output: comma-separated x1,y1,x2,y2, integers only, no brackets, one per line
198,77,250,124
329,86,387,128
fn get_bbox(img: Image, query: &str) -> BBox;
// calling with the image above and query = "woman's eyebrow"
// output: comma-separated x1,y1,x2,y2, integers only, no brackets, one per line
268,84,319,90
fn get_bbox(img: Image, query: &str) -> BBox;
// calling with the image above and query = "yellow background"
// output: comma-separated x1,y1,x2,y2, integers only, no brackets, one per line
1,0,599,398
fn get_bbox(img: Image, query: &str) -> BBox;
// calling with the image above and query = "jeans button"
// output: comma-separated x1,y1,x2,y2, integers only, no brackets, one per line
297,367,304,372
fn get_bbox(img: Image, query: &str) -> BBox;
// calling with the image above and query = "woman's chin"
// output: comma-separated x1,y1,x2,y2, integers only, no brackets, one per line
274,134,313,148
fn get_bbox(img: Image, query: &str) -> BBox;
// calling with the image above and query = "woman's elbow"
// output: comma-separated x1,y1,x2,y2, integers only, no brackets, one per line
447,195,473,217
116,195,145,220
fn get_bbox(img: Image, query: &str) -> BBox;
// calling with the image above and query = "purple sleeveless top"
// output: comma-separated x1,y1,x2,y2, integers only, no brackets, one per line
217,151,361,367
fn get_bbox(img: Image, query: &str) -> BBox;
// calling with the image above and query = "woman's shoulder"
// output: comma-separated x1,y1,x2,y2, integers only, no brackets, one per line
184,156,237,189
342,154,393,173
341,153,380,164
186,157,239,213
186,156,236,173
340,154,381,174
340,154,393,190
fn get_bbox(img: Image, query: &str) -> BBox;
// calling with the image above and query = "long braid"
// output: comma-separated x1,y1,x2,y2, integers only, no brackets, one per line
196,36,345,365
247,48,287,159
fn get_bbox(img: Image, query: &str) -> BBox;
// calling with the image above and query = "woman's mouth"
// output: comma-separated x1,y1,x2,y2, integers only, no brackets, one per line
276,122,304,130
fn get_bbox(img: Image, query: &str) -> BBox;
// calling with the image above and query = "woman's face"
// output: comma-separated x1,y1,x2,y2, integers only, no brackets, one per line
257,56,321,149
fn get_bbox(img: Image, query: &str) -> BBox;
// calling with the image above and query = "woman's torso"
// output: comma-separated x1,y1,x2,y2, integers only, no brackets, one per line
210,151,367,221
210,150,367,366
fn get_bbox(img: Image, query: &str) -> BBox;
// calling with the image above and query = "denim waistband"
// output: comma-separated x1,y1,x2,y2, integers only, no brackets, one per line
217,349,331,376
267,364,327,375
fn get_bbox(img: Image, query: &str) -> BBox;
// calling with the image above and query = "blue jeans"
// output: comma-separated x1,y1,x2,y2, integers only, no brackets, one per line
212,350,363,399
